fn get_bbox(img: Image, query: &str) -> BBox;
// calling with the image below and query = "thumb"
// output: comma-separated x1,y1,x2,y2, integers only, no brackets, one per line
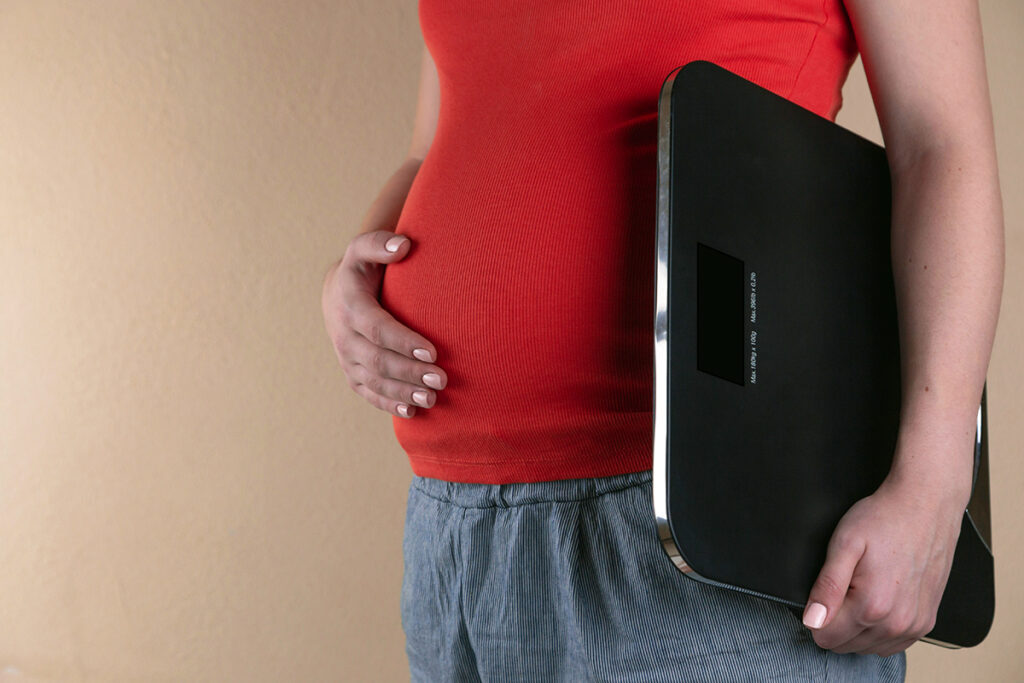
347,230,411,270
803,532,864,630
382,232,410,256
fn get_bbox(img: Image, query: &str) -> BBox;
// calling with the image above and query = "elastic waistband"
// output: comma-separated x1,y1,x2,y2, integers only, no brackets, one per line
410,468,652,508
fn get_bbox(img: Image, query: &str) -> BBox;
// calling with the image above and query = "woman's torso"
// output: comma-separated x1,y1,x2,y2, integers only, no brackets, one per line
379,0,859,484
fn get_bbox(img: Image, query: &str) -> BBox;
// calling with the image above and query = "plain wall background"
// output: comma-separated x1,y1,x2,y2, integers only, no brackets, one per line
0,1,1020,681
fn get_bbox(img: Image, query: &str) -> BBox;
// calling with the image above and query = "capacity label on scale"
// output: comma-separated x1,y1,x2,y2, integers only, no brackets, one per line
749,271,757,384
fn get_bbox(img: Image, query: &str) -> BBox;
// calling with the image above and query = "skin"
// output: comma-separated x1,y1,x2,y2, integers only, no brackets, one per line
798,0,1004,657
321,45,444,418
322,0,1004,658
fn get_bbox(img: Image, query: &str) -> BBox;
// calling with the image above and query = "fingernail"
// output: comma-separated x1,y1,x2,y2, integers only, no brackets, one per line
385,236,406,252
804,602,827,629
413,348,433,362
397,404,411,417
412,390,429,407
423,373,442,389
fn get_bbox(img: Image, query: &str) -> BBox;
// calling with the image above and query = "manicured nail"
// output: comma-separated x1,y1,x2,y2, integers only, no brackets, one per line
413,348,433,362
412,390,429,407
385,236,406,252
423,373,442,389
803,602,827,629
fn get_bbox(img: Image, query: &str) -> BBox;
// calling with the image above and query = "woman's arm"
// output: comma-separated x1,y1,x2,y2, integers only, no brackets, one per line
799,0,1005,656
323,44,440,286
849,0,1005,506
320,44,448,420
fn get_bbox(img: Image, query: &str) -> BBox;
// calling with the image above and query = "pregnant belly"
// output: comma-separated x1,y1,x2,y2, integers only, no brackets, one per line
378,138,657,437
379,212,654,423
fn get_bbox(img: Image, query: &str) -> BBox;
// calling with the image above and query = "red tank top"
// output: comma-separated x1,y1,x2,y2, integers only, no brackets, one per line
380,0,860,484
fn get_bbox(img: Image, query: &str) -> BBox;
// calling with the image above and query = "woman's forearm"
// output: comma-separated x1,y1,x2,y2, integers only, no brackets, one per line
356,155,425,236
886,145,1005,509
323,155,424,286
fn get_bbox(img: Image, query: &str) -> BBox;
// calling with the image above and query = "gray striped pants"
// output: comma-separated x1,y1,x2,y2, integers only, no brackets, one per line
400,468,907,682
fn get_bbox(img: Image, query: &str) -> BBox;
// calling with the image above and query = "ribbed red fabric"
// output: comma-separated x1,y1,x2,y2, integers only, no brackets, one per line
379,0,860,484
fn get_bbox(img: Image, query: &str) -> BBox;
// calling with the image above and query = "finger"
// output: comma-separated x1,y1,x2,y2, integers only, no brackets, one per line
875,566,939,654
352,381,417,418
861,532,950,656
821,570,909,654
346,332,447,391
325,232,411,313
810,585,870,652
804,531,866,631
344,290,441,364
912,607,939,644
877,637,918,658
828,604,914,655
915,548,955,640
838,627,917,657
348,362,436,408
345,229,412,268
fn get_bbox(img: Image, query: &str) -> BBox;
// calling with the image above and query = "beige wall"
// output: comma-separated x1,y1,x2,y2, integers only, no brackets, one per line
0,2,1019,681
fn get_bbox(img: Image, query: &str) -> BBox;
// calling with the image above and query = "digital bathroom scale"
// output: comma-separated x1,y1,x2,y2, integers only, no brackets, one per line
652,59,994,649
